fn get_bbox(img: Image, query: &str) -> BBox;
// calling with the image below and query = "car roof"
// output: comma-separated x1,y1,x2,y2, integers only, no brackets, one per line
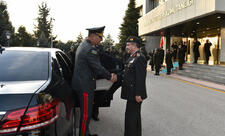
4,47,62,53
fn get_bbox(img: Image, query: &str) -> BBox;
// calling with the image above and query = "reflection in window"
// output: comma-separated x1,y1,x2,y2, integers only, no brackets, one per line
0,51,49,81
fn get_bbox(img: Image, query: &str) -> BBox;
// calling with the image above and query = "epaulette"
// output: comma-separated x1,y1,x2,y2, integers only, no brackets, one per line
137,53,140,57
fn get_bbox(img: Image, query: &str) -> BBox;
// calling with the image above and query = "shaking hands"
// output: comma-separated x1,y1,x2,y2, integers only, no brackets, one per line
109,73,117,83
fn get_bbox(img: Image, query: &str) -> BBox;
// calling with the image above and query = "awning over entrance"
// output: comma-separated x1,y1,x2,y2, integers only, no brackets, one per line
144,13,225,38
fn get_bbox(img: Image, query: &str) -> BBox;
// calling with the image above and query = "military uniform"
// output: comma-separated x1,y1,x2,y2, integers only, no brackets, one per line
171,43,178,61
72,26,111,136
121,44,147,136
153,49,161,75
204,41,212,64
149,51,154,71
166,51,173,75
178,44,186,70
193,40,201,63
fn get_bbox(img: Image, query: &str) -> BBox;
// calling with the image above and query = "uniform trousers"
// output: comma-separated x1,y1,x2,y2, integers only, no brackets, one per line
167,67,171,74
79,91,94,136
92,104,99,119
205,55,210,64
125,100,142,136
194,54,198,63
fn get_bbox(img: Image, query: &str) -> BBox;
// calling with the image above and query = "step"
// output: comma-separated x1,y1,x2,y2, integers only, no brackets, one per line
187,64,225,71
180,68,225,77
177,72,225,85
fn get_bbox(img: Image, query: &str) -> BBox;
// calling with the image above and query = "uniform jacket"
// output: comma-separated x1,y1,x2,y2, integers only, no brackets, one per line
72,40,111,93
159,48,165,65
178,45,186,64
153,50,161,69
149,52,154,65
166,52,173,68
121,50,147,101
193,41,201,57
171,44,178,59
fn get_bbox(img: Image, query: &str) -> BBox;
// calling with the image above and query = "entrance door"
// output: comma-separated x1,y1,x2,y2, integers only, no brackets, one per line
197,36,220,65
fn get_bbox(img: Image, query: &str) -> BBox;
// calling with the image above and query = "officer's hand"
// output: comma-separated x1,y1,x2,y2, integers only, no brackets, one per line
135,96,142,103
109,73,117,83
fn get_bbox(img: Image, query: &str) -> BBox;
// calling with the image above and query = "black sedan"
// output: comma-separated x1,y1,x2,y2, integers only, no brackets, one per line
0,47,76,136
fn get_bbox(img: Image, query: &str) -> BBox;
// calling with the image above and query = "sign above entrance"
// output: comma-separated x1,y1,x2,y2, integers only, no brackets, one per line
149,0,194,24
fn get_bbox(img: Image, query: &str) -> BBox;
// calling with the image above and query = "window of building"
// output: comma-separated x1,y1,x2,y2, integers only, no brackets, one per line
148,0,168,12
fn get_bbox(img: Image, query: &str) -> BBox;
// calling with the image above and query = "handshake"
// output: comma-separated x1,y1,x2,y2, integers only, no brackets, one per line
109,73,117,83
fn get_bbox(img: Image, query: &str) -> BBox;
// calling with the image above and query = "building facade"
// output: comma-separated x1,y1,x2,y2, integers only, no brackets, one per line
138,0,225,65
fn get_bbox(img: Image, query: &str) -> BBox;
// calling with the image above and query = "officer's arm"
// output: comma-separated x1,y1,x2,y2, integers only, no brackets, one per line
134,56,147,96
86,49,112,80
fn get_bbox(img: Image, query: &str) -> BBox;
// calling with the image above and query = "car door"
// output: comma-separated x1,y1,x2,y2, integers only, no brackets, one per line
54,52,75,136
94,52,124,107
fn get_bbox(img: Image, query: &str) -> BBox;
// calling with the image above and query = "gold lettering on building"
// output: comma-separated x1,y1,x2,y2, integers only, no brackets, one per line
148,0,194,25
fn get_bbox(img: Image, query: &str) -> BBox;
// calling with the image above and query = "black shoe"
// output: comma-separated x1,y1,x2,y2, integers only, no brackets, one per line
89,134,98,136
92,116,100,121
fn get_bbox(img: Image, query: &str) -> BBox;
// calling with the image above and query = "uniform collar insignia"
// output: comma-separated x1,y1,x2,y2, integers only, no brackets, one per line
131,50,140,58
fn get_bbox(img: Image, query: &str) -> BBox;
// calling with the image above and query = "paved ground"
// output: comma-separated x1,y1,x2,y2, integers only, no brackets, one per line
87,72,225,136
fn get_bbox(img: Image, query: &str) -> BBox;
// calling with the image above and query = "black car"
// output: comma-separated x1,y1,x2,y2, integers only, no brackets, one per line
0,47,123,136
0,47,76,136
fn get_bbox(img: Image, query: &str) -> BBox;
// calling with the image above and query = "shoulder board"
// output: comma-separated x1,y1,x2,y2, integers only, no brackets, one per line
137,53,140,57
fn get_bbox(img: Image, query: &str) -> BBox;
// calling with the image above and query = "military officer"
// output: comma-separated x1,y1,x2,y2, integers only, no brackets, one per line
165,49,173,75
153,48,161,75
204,39,212,65
72,26,117,136
121,36,147,136
193,39,201,63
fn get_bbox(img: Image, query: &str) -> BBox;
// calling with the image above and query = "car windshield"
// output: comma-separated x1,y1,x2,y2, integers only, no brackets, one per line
0,50,49,81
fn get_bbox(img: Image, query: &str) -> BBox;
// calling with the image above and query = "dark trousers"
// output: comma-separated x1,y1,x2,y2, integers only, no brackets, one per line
155,68,160,75
79,92,94,136
125,100,142,136
167,67,171,74
179,62,183,70
92,104,99,118
194,54,198,63
151,64,154,71
205,56,210,64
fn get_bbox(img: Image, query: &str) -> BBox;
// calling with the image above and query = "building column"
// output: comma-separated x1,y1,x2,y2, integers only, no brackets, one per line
145,36,161,52
220,18,225,64
166,35,170,50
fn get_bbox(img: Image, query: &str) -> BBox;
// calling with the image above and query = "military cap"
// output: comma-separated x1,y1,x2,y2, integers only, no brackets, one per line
86,26,105,38
126,36,141,47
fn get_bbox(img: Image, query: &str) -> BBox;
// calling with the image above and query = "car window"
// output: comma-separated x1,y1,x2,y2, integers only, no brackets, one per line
0,50,49,81
52,58,61,77
56,52,72,82
59,52,73,71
